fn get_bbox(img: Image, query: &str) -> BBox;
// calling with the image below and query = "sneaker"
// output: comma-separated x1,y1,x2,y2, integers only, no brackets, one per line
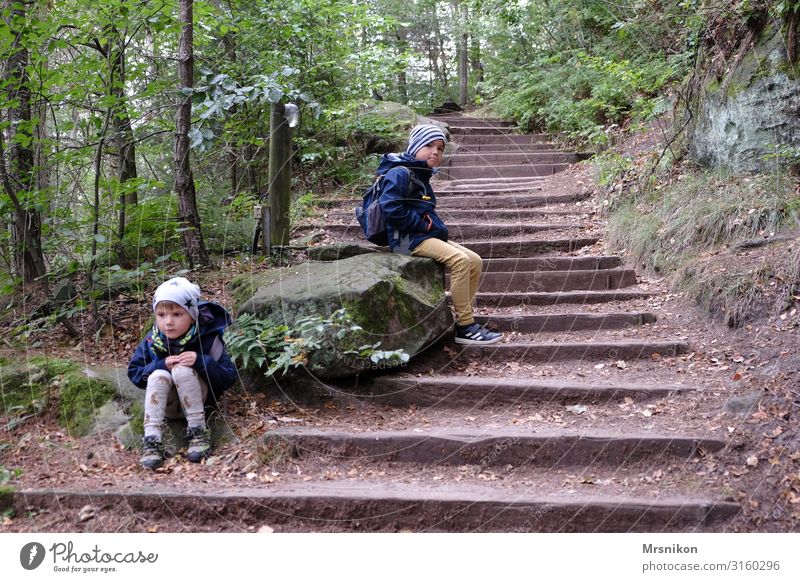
454,322,503,345
140,436,165,470
185,426,211,463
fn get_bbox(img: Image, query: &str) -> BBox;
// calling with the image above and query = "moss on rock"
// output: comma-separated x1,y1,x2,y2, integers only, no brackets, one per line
0,357,118,437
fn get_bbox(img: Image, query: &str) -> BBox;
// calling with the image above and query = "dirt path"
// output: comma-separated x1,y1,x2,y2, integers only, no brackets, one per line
2,116,797,533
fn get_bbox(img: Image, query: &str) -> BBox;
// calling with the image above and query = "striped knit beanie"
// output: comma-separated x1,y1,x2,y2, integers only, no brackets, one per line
405,124,448,157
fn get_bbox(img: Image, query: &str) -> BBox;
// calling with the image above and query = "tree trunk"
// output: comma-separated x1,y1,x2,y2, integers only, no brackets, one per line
395,27,409,105
433,7,449,91
470,31,484,90
456,1,469,105
175,0,210,268
1,0,47,284
108,28,138,264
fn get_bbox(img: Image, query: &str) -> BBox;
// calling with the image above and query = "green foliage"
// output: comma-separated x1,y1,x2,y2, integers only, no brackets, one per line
491,51,686,146
225,308,409,378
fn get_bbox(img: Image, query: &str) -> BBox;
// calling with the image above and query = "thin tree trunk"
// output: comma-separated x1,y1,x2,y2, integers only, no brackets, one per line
433,7,449,92
175,0,210,267
108,28,138,264
470,31,484,90
1,0,47,284
456,1,469,105
395,27,409,105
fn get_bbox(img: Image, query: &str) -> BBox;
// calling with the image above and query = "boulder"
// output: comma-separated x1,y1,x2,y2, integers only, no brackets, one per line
307,243,380,261
231,253,453,379
687,20,800,173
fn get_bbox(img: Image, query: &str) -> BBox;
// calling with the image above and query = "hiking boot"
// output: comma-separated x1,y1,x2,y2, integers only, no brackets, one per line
140,436,165,470
454,322,503,345
185,425,211,463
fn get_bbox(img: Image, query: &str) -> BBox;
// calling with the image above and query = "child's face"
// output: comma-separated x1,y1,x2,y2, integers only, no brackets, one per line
414,139,445,168
155,301,193,339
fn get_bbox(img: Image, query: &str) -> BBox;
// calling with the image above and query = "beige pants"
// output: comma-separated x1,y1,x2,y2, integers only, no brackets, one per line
143,366,209,439
412,238,482,325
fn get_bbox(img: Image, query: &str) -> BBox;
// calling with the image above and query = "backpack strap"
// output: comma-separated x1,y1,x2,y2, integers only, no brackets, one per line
383,166,427,200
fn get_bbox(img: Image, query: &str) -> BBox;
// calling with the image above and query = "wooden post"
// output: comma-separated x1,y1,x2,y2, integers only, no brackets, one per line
260,205,271,256
268,102,291,246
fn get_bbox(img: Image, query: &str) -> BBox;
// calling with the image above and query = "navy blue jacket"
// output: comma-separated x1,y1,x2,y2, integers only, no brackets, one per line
127,301,237,399
376,153,448,254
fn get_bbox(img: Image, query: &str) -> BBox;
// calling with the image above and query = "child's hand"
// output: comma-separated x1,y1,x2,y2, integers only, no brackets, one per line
165,352,197,369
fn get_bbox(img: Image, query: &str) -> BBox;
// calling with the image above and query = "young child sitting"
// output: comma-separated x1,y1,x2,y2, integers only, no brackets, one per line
128,277,237,469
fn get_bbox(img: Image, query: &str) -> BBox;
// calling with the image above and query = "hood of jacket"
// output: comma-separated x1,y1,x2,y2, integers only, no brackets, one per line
196,301,232,337
376,153,436,180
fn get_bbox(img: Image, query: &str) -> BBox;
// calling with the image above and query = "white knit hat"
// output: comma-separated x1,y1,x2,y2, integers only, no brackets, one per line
152,277,201,321
405,124,448,157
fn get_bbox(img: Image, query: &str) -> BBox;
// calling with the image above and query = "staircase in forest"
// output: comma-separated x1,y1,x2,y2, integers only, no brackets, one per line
16,115,740,532
237,114,738,532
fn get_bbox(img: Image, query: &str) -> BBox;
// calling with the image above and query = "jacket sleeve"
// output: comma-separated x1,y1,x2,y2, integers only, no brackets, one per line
380,168,428,233
127,338,168,389
193,335,238,394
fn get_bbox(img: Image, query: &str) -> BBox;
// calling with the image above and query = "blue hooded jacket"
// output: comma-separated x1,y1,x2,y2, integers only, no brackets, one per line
127,300,237,399
376,153,448,254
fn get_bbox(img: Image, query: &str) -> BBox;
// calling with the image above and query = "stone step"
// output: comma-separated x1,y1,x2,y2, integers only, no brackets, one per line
432,116,517,128
450,268,638,293
442,152,578,166
447,340,689,363
10,485,740,532
435,185,545,194
435,193,588,207
363,375,700,407
474,312,656,332
323,208,592,222
473,289,655,307
323,222,580,239
459,237,600,256
440,175,548,185
455,133,550,145
481,256,622,272
312,192,588,211
449,126,518,135
438,163,570,180
264,427,725,468
453,143,557,153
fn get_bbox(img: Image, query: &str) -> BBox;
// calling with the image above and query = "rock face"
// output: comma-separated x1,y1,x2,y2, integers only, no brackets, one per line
231,253,453,379
688,21,800,173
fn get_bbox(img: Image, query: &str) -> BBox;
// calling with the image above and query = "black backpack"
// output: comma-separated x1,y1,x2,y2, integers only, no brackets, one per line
355,166,424,246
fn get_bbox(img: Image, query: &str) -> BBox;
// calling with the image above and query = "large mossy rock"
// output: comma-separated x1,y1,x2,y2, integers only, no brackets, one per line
230,253,453,379
687,19,800,173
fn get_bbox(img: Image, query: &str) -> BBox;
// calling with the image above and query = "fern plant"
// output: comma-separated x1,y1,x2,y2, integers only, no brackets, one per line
225,308,409,378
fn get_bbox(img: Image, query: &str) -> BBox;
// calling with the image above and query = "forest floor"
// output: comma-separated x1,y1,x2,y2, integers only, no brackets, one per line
1,123,799,533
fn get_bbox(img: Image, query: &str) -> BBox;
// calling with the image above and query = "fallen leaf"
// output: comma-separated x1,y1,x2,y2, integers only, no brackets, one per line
78,505,97,522
565,405,587,415
764,427,784,439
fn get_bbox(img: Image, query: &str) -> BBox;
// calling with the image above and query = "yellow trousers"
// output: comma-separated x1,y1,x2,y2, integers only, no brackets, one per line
412,238,482,325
